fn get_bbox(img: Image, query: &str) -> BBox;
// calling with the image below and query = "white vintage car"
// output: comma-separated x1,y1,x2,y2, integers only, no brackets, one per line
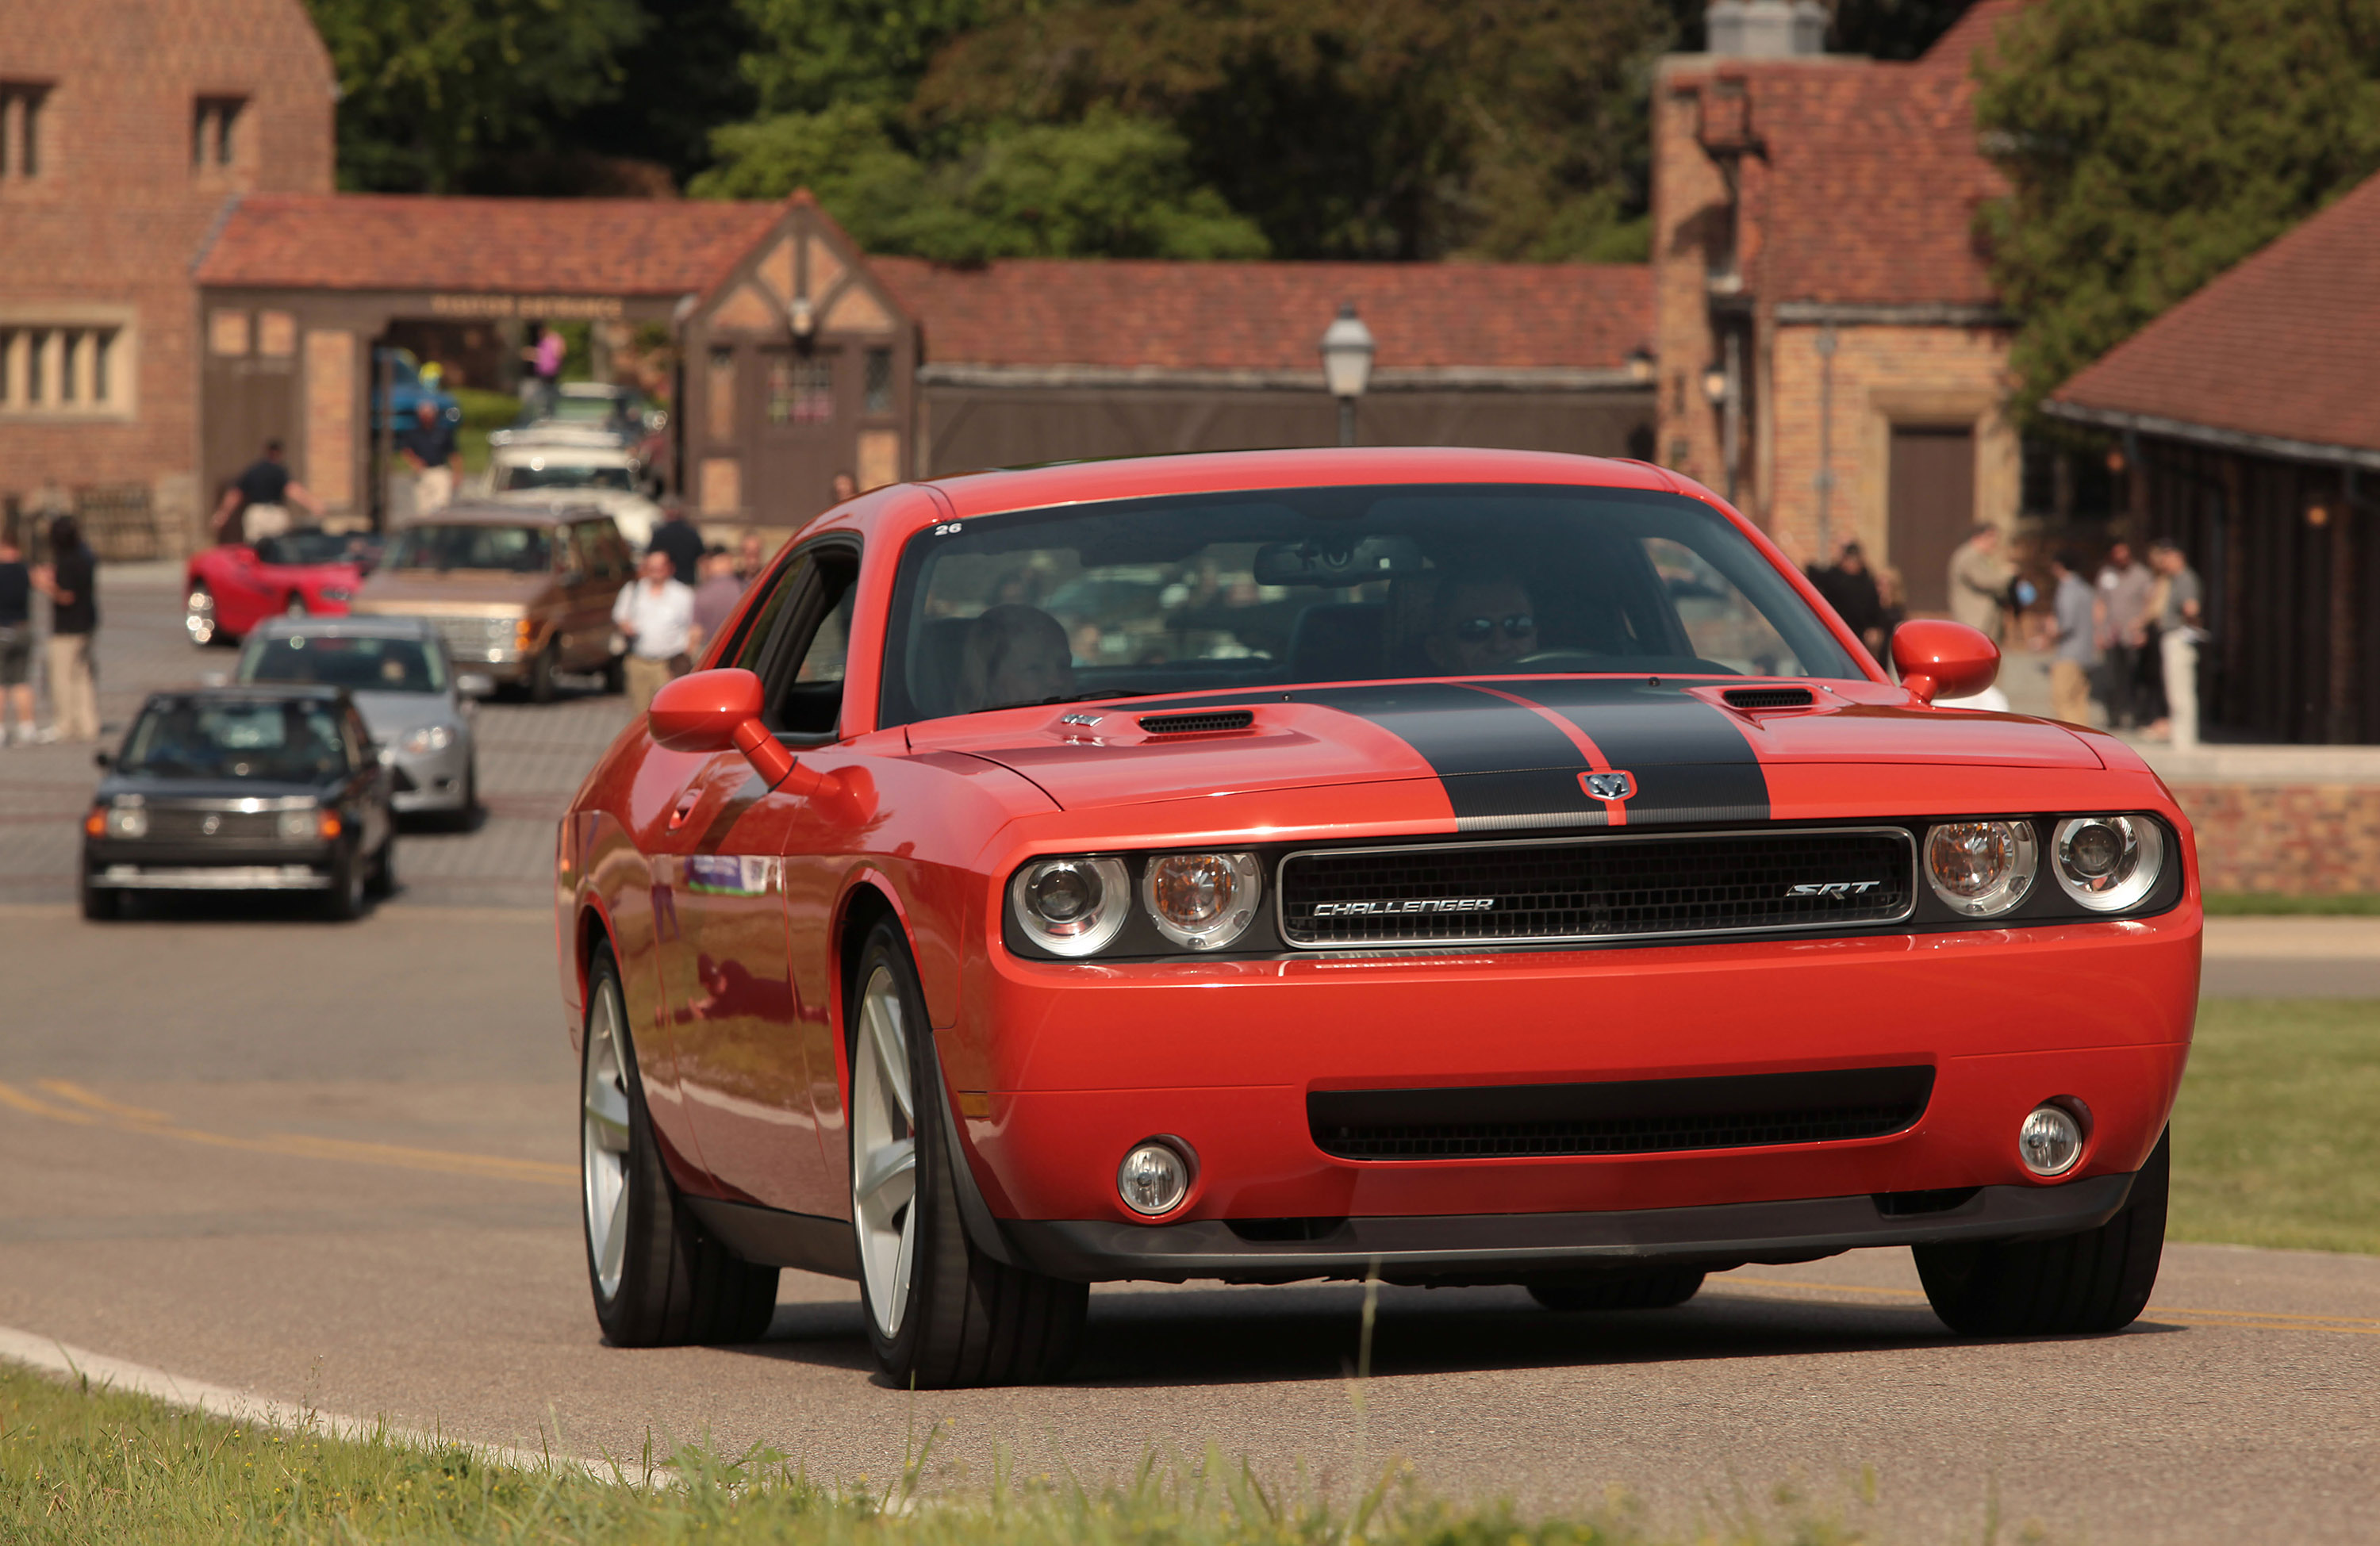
486,439,660,551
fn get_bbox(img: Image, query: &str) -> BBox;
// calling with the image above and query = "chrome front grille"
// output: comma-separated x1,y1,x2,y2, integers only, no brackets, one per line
142,808,281,842
420,614,520,663
1276,827,1916,949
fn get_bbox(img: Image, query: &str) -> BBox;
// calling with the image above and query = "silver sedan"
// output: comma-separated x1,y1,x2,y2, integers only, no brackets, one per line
235,616,489,827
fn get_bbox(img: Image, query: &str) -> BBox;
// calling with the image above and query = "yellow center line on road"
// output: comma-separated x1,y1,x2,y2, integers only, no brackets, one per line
1713,1276,2380,1337
0,1079,575,1188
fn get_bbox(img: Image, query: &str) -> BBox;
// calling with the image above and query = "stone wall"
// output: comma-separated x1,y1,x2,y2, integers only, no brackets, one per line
2171,782,2380,896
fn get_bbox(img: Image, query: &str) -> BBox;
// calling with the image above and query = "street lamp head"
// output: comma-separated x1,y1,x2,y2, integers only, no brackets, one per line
1701,363,1730,406
1319,301,1376,401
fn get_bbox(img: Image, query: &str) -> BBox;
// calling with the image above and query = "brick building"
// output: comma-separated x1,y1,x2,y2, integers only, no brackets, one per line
0,0,333,547
1653,1,2025,609
2048,171,2380,746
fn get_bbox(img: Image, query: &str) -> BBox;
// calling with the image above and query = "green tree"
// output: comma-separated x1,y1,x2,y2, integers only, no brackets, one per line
693,105,1268,259
911,0,1676,260
1976,0,2380,418
307,0,649,192
737,0,986,117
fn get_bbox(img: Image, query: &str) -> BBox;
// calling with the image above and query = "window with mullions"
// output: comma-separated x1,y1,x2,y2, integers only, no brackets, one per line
1,82,49,179
864,348,893,416
766,356,835,425
0,324,129,416
194,97,244,170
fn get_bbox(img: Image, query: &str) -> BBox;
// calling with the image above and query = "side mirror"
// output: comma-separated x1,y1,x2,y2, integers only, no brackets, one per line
456,672,496,699
93,750,111,769
648,668,795,787
1891,620,2000,705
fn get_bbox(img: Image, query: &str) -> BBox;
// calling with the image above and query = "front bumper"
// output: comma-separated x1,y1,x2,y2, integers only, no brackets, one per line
946,911,2200,1245
997,1172,2137,1284
390,742,470,811
86,841,336,889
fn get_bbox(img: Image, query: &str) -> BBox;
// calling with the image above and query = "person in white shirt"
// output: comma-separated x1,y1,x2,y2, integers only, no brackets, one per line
612,551,696,714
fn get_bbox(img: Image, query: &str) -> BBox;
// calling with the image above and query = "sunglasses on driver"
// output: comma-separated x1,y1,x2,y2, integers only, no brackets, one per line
1453,613,1536,643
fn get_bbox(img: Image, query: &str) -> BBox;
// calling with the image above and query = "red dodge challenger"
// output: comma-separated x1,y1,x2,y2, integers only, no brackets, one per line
185,528,366,646
555,448,2197,1387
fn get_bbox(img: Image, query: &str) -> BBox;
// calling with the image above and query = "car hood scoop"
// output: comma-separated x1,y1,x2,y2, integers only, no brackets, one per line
905,677,2102,820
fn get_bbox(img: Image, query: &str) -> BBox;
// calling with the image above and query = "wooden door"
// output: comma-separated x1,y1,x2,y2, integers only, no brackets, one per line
1888,426,1976,615
749,347,850,527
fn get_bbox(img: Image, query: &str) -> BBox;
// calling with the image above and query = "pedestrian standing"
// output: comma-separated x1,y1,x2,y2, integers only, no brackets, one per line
1946,524,2013,645
209,439,324,544
521,324,565,417
33,515,98,742
1875,566,1907,662
397,399,458,515
689,547,744,658
612,551,695,715
2094,540,2154,730
735,530,768,586
2145,539,2205,747
2047,549,2101,727
1806,540,1885,658
829,470,858,507
0,526,35,745
647,500,704,587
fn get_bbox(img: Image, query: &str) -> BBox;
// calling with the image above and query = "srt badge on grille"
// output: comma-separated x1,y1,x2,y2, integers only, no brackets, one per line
1787,881,1881,897
1313,897,1497,917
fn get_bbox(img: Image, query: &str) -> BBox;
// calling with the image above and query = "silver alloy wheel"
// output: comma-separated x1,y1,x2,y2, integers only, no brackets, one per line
851,964,919,1338
582,979,634,1299
185,587,216,646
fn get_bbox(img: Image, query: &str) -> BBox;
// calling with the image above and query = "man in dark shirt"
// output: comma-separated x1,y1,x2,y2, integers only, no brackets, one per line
209,439,324,544
397,400,459,513
33,516,99,741
647,501,704,586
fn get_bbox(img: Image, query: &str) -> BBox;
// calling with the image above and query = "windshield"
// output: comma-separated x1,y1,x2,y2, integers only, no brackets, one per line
118,697,353,781
239,633,444,694
536,394,630,424
493,460,634,493
882,484,1857,724
383,523,552,574
254,529,355,567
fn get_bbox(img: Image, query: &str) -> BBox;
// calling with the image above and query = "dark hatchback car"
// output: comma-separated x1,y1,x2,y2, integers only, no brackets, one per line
82,685,397,921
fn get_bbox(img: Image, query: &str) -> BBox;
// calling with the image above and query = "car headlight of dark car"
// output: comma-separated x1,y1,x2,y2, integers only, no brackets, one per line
99,805,148,839
397,723,455,757
277,807,339,841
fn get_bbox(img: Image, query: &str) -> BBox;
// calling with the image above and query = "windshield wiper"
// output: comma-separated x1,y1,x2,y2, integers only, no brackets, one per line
1035,689,1169,707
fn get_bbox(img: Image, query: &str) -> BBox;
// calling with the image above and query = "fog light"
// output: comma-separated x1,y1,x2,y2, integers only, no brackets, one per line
2018,1105,2084,1177
1117,1139,1192,1216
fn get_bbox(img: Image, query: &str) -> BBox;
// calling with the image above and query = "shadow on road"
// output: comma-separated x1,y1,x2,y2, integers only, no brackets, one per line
724,1279,2182,1390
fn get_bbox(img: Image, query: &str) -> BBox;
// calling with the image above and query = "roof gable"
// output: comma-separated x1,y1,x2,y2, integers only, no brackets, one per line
2050,171,2380,455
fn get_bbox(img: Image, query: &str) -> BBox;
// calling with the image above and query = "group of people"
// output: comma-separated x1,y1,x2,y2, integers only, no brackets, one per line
610,504,775,713
0,515,102,746
2043,537,2205,745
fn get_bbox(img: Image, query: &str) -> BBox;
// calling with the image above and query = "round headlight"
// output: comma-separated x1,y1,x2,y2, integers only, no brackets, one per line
1010,857,1130,957
1117,1140,1193,1217
1142,852,1262,950
2018,1104,2085,1177
1924,820,2038,916
2052,815,2163,911
398,723,455,756
105,808,148,838
277,808,321,841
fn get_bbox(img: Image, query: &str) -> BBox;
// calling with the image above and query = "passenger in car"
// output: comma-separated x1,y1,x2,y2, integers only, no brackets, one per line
960,604,1075,712
1422,570,1539,675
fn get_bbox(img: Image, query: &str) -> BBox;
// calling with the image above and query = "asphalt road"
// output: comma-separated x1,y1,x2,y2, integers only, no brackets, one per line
2,567,2378,1541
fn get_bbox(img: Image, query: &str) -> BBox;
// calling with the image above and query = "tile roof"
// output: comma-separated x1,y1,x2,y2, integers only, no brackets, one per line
195,194,785,295
869,257,1653,372
2050,171,2380,455
1914,0,2029,74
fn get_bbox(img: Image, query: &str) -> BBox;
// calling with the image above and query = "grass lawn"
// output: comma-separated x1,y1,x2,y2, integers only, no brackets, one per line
0,1364,1874,1546
450,386,522,479
2171,999,2380,1255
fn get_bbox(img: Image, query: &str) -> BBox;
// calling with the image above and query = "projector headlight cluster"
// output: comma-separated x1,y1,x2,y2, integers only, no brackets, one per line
1923,820,2037,917
1925,815,2170,919
1012,851,1264,957
2051,815,2163,911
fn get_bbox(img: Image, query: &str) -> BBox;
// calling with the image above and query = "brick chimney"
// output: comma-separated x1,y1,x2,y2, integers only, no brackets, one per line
1706,0,1827,57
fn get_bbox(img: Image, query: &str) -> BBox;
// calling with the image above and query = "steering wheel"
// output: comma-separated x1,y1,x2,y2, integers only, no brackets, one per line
1511,650,1611,670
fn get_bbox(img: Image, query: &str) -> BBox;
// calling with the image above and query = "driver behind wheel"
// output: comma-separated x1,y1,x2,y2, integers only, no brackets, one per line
960,604,1075,711
1424,570,1537,675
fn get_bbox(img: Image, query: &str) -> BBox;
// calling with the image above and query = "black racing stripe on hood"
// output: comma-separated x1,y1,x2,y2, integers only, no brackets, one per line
1491,678,1770,825
1292,684,1607,831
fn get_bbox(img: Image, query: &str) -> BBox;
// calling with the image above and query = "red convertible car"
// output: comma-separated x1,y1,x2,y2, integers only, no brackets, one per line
186,529,367,646
556,448,2197,1387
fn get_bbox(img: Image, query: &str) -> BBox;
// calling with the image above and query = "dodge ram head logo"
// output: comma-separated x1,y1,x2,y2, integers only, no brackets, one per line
1788,881,1882,897
1313,898,1497,916
1581,771,1634,800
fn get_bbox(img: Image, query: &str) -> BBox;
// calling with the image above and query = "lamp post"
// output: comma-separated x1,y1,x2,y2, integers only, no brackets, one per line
1319,301,1375,448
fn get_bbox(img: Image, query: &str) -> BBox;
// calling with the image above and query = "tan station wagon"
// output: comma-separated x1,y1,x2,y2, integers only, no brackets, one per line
351,504,635,701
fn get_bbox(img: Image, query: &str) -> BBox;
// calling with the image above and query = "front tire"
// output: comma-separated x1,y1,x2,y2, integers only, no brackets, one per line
528,643,559,704
320,844,367,920
365,835,396,899
1914,1128,2169,1337
581,943,777,1347
1528,1269,1706,1312
850,919,1085,1387
79,865,120,922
